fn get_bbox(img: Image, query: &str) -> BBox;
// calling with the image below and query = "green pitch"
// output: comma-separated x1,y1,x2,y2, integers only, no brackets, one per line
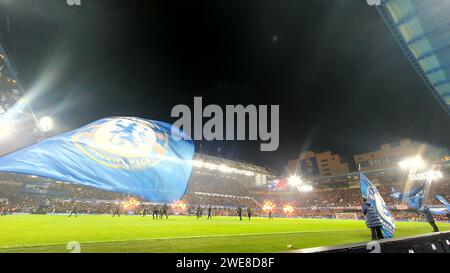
0,215,449,253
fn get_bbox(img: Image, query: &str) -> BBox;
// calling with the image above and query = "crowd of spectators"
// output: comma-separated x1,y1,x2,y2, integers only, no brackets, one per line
182,192,257,208
1,178,449,222
41,183,129,200
187,173,250,196
0,192,258,217
0,192,117,214
254,182,450,209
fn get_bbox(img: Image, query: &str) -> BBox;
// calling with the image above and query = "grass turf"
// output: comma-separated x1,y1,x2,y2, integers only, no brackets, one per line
0,215,449,253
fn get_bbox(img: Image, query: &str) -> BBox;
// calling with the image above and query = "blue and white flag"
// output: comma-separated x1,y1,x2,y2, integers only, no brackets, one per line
436,195,450,209
428,207,449,215
360,173,395,238
429,195,450,215
0,117,195,202
390,185,425,210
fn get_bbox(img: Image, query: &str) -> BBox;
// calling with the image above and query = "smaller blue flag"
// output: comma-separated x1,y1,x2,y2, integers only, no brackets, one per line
428,207,449,215
0,117,195,202
360,173,395,238
390,185,425,210
429,195,450,215
436,195,450,209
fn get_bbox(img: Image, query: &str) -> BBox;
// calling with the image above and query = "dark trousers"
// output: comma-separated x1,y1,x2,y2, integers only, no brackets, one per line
371,227,384,240
207,214,212,220
160,210,168,219
429,221,439,232
152,211,158,219
112,210,120,217
69,211,78,217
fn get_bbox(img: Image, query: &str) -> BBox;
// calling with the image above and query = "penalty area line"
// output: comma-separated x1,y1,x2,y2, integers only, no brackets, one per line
0,228,365,250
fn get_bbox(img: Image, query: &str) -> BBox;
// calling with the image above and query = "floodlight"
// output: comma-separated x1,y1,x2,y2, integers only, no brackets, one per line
287,175,301,186
39,116,54,132
398,156,426,171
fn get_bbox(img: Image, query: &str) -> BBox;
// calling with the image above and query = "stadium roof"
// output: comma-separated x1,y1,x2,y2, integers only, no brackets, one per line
194,153,275,176
378,0,450,115
0,43,20,90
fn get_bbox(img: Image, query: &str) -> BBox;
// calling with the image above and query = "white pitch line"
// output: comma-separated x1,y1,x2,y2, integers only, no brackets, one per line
0,228,364,250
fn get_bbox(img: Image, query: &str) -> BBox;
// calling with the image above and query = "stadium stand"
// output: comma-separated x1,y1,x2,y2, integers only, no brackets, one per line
1,168,449,222
0,153,270,214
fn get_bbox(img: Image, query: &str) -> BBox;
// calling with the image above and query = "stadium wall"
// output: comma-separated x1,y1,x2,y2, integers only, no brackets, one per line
291,231,450,253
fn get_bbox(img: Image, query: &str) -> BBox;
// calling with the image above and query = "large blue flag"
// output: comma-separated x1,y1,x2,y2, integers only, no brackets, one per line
360,173,396,238
390,185,425,210
0,117,194,202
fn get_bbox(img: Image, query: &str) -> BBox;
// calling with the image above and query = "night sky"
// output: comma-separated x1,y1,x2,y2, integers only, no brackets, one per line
1,0,449,174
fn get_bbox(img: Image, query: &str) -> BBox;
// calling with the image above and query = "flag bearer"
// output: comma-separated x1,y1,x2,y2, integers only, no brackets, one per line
362,198,384,240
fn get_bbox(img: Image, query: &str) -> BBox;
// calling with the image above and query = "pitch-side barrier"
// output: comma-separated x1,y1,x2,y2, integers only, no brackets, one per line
289,231,450,253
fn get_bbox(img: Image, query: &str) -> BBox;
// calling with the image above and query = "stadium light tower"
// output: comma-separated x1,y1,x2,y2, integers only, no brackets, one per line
424,169,443,182
38,116,54,133
408,166,443,183
287,175,302,187
398,156,426,171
